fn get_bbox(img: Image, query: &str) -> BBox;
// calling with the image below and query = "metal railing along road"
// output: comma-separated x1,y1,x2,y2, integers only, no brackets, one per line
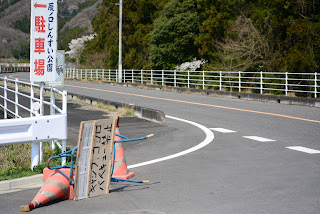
0,76,68,167
0,63,30,73
65,69,319,99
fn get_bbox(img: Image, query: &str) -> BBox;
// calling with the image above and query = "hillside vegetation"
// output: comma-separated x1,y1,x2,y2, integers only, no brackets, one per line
83,0,320,73
1,0,319,73
0,0,99,60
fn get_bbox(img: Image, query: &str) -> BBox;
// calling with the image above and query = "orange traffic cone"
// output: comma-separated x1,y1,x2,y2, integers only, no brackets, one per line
20,172,70,212
112,123,135,179
43,167,74,200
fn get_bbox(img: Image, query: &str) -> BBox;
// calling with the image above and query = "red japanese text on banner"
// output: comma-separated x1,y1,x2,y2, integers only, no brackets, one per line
30,0,57,82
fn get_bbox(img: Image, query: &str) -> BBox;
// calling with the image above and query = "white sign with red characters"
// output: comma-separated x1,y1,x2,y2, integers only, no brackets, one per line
30,0,57,82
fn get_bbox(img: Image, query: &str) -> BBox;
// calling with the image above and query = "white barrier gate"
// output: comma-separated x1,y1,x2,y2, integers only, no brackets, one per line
0,77,68,168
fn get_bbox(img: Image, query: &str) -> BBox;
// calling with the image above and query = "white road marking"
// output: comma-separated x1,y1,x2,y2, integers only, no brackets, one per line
286,146,320,154
210,128,236,133
243,136,276,142
128,115,214,169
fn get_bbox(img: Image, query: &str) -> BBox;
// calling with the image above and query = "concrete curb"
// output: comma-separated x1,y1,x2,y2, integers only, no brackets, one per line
0,174,43,191
67,92,167,123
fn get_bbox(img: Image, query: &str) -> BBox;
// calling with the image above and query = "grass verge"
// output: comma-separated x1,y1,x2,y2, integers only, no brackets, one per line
0,143,64,181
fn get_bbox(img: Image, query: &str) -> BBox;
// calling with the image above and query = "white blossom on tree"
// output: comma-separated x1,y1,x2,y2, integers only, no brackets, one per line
66,34,96,67
175,58,207,71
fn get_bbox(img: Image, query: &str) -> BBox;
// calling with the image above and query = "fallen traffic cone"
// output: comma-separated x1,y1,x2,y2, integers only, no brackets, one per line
43,167,74,200
20,172,70,212
112,122,135,179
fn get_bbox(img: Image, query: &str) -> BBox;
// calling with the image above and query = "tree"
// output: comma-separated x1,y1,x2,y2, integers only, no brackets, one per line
175,58,206,71
66,34,96,67
12,43,30,60
149,0,200,69
85,0,168,69
214,14,268,72
195,0,245,67
79,0,319,74
12,15,30,34
249,0,320,73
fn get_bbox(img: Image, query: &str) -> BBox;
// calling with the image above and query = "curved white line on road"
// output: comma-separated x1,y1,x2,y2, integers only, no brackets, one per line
128,115,214,169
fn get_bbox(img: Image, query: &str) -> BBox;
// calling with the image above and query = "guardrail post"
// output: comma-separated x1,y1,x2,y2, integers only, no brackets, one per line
285,72,288,96
30,82,34,117
260,71,263,94
219,71,222,90
188,70,190,88
109,69,111,81
61,90,68,166
31,102,40,169
39,83,44,163
91,69,93,80
151,70,153,84
141,69,143,84
50,87,56,150
4,77,7,119
96,69,99,80
132,69,134,83
40,83,44,116
15,79,19,118
124,69,126,82
62,90,67,119
174,70,176,87
239,71,241,92
162,70,164,86
116,69,118,82
102,69,105,80
315,72,318,99
202,71,205,89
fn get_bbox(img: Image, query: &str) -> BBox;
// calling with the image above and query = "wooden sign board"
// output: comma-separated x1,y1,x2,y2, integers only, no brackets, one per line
74,117,117,200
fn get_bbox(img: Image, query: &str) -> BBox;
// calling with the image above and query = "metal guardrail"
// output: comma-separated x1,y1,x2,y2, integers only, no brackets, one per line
65,68,319,98
0,76,68,168
0,63,30,73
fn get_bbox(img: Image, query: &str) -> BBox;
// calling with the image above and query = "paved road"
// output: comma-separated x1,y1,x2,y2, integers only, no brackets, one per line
1,72,320,214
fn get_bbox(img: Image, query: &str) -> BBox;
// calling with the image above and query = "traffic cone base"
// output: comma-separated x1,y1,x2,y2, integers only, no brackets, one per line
112,171,135,180
20,203,34,212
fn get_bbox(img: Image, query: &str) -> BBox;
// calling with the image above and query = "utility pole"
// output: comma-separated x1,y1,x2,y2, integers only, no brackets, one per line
118,0,122,83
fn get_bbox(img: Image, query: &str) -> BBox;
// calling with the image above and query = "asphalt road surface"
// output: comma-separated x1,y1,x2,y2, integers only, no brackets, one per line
1,72,320,214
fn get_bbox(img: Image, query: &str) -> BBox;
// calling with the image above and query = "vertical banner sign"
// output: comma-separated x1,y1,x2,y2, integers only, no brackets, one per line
30,0,57,82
